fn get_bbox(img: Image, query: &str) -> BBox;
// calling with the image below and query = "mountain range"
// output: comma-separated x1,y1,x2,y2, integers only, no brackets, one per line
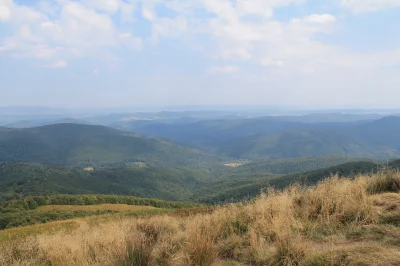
127,116,400,159
1,112,400,203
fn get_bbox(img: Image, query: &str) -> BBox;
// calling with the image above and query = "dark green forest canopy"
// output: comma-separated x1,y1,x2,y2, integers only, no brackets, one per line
0,123,219,169
1,159,396,204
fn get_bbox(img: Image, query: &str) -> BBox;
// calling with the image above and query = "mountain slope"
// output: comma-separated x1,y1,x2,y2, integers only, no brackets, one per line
130,117,315,150
230,156,377,174
0,162,210,201
126,116,400,160
194,160,385,203
0,123,217,169
217,129,370,159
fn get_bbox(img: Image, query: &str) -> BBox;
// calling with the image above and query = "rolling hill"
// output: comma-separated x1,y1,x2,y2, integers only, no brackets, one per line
129,117,313,151
217,129,369,159
0,123,218,169
130,116,400,160
229,156,378,174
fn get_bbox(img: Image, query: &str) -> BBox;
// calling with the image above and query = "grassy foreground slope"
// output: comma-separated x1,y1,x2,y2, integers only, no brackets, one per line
1,173,399,265
0,123,217,169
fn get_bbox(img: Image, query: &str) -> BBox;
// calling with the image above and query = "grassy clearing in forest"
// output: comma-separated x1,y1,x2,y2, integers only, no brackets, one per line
1,172,400,266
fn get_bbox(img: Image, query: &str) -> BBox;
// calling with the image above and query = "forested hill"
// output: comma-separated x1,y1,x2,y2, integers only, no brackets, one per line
0,162,211,202
131,116,400,160
0,123,218,169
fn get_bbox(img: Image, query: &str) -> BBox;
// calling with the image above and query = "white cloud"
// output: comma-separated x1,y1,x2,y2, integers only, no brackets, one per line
119,33,143,49
120,2,136,22
302,14,336,23
49,60,67,68
151,16,188,41
0,0,142,61
261,59,285,67
1,0,399,79
208,65,239,74
83,0,121,14
0,4,10,21
142,8,155,21
197,11,337,67
340,0,400,13
36,1,59,16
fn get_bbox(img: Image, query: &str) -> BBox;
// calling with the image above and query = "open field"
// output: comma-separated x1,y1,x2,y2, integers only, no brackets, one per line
1,172,399,265
224,163,244,168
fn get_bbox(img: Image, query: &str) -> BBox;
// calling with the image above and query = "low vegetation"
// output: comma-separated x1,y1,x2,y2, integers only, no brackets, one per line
1,172,399,265
0,195,201,230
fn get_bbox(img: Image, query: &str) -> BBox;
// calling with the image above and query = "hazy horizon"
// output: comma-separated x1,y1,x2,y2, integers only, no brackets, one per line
2,104,400,116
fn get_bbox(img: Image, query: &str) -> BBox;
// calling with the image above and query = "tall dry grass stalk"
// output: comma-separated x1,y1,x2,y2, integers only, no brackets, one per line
1,174,399,266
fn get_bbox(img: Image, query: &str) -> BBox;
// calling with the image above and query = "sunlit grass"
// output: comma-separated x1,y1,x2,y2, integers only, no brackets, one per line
1,173,399,265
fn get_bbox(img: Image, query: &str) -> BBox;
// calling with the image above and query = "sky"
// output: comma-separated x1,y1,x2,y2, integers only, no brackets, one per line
0,0,400,109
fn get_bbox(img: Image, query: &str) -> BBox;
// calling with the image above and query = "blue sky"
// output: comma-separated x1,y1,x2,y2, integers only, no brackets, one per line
0,0,400,108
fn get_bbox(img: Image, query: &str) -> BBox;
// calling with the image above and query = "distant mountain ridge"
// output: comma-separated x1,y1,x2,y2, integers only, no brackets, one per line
0,123,217,169
131,116,400,159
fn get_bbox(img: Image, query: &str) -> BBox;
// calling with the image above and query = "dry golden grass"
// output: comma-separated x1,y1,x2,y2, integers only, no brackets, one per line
1,174,399,266
37,204,156,212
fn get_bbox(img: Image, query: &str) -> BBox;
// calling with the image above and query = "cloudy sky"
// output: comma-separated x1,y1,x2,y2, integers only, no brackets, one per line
0,0,399,108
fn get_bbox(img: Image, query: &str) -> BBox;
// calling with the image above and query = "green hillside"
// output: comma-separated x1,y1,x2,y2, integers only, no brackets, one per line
0,162,211,202
230,156,378,174
197,160,391,203
218,130,372,159
130,117,307,151
0,123,218,169
0,156,386,203
130,116,400,160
